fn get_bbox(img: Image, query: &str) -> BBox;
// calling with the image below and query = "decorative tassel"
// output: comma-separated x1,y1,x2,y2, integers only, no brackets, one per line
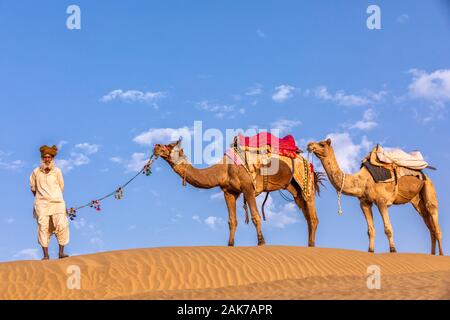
115,187,124,200
67,207,77,220
90,200,101,211
143,160,153,176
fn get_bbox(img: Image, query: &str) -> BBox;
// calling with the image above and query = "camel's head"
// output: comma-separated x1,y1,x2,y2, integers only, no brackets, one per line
307,138,332,159
153,138,186,164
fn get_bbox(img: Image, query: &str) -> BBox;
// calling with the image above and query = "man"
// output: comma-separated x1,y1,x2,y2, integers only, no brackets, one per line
29,145,70,260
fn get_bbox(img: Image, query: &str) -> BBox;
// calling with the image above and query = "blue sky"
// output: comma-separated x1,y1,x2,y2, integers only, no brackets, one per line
0,0,449,261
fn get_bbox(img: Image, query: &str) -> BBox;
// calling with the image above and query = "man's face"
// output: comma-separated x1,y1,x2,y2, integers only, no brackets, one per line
42,154,53,165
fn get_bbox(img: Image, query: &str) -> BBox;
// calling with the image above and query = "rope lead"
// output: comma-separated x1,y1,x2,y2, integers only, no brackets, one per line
337,172,346,215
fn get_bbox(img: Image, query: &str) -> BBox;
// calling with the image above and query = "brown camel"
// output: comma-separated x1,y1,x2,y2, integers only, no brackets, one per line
153,139,322,246
307,138,443,255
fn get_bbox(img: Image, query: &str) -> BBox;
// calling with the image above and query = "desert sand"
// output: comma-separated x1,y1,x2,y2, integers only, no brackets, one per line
0,246,449,300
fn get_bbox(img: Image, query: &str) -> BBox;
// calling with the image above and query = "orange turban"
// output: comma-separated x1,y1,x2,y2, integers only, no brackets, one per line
40,145,58,157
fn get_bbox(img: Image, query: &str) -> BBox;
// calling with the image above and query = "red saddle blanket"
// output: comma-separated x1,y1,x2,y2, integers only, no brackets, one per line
237,133,300,158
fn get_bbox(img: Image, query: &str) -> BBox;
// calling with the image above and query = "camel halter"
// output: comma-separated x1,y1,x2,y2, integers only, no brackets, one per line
170,145,189,186
337,172,345,215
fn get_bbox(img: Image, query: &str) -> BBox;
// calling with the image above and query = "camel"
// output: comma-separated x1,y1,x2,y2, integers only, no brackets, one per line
307,138,443,255
153,139,323,246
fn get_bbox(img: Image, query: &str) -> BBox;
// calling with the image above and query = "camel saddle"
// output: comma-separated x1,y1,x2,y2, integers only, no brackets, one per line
236,133,302,159
227,134,314,199
363,145,429,183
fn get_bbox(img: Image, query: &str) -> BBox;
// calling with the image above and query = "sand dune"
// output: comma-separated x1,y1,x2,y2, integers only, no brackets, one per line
0,246,449,300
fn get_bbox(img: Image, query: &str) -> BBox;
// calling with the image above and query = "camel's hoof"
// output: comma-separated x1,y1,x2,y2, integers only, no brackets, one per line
228,242,235,247
390,247,397,253
42,256,50,261
257,239,266,246
368,249,374,253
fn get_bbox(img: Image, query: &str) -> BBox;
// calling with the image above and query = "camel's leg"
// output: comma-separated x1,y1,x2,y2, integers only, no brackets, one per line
242,190,265,246
305,197,319,247
376,203,397,253
411,195,436,255
421,179,443,255
360,201,376,253
286,185,312,246
286,184,319,247
224,191,238,247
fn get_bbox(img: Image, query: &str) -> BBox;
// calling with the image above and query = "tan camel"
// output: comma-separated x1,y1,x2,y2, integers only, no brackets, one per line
153,139,322,246
307,138,443,255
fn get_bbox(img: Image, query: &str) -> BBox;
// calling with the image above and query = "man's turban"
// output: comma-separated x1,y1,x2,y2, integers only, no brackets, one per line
40,145,58,157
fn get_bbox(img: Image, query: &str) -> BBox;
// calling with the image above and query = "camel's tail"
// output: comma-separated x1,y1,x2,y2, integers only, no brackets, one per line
313,171,327,196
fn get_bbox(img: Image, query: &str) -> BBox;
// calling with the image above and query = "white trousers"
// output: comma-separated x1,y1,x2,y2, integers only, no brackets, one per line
37,213,70,247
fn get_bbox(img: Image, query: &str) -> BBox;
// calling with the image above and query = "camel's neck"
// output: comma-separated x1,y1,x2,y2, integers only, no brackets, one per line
165,157,223,189
319,150,365,197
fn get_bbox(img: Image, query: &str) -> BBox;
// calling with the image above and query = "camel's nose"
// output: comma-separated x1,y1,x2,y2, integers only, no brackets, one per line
307,143,315,152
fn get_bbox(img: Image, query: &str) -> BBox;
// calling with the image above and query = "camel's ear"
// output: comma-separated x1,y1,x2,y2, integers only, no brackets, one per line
325,138,331,146
176,136,182,146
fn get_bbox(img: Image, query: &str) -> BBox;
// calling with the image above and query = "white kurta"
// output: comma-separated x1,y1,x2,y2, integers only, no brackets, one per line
30,166,66,217
30,166,69,247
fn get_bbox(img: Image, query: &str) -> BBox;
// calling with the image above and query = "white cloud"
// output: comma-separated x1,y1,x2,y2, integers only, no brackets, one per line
365,89,388,102
256,28,266,38
271,119,302,134
5,218,14,224
272,85,296,103
75,143,99,155
71,153,90,166
54,141,100,173
397,14,409,24
72,217,86,230
0,151,24,171
245,84,263,96
210,191,223,200
133,127,193,146
192,215,201,223
314,86,371,106
408,69,450,104
14,248,40,260
256,194,300,228
197,101,235,118
110,156,122,163
100,89,166,104
110,152,149,173
325,132,372,172
57,140,68,150
57,152,90,173
204,216,225,229
90,237,104,247
349,108,378,131
170,213,183,222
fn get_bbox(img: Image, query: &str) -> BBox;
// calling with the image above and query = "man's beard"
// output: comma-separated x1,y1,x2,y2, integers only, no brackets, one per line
40,159,55,171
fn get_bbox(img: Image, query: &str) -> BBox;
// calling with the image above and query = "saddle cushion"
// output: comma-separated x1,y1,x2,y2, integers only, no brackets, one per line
369,145,429,170
237,133,301,158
